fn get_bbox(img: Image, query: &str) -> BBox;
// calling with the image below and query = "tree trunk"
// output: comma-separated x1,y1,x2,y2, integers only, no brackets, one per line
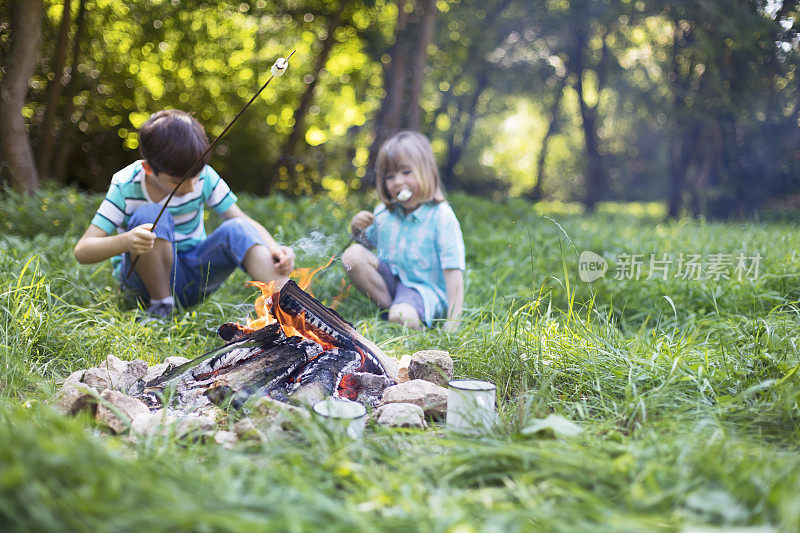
0,0,43,194
442,69,489,188
37,0,72,179
266,2,346,195
403,0,437,131
569,29,607,213
51,0,87,185
528,74,567,201
365,0,411,187
668,126,695,218
574,69,604,212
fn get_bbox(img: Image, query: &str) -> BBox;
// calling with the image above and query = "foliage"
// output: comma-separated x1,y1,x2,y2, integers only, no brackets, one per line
1,190,800,529
1,0,797,215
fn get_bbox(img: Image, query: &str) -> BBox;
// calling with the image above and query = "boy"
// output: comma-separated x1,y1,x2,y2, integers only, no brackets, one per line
74,109,295,319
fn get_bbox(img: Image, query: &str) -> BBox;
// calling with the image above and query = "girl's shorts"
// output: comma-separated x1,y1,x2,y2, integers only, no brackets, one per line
376,260,426,321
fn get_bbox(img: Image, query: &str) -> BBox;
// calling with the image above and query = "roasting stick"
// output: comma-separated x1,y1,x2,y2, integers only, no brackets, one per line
337,188,412,258
126,51,296,279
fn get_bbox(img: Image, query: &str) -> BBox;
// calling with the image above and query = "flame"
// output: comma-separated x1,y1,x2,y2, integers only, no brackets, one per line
337,374,359,400
242,256,338,349
331,279,352,310
244,280,278,331
291,255,335,293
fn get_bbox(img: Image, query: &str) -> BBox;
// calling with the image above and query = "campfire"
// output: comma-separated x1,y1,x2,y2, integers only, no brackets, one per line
134,278,399,412
57,266,456,439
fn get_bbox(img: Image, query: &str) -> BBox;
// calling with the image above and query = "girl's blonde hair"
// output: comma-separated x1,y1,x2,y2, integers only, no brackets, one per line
375,131,444,205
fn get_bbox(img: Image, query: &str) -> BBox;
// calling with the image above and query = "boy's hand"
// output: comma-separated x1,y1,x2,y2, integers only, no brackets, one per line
351,211,375,235
126,224,157,255
272,246,295,276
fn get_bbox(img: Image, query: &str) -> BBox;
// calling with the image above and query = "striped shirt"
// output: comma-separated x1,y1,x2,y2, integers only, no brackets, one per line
91,160,237,252
363,201,465,327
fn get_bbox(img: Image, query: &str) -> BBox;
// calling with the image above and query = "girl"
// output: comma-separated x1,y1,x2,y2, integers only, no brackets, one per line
342,131,465,331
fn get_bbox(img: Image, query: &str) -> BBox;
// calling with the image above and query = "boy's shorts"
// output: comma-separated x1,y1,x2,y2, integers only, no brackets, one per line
116,204,266,307
376,260,426,321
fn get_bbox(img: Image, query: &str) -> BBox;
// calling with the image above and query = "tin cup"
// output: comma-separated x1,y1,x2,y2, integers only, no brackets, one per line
313,397,367,439
446,380,496,435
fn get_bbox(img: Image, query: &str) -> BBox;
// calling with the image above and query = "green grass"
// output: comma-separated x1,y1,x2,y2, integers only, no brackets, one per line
1,186,799,531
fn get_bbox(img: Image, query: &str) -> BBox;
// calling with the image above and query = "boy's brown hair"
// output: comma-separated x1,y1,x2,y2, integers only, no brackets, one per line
139,109,210,178
376,131,444,205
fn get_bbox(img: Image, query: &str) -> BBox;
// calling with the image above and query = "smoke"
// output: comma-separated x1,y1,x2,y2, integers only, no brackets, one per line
291,230,339,259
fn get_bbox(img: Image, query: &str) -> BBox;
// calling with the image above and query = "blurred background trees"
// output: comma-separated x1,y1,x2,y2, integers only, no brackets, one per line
0,0,798,217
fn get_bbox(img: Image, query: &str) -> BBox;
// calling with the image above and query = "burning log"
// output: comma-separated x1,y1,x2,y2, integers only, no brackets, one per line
137,280,397,412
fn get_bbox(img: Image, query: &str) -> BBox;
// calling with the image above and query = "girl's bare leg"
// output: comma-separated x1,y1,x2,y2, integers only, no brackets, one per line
341,244,392,309
388,303,422,330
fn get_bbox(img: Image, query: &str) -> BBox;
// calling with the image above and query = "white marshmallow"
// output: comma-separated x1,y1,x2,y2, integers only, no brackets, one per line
397,189,413,202
271,57,288,77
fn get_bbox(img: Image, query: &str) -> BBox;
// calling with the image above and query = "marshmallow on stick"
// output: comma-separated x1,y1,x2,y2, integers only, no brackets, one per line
271,57,288,77
397,189,413,202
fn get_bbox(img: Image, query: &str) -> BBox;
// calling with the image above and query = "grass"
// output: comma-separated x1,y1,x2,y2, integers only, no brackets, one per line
1,185,799,531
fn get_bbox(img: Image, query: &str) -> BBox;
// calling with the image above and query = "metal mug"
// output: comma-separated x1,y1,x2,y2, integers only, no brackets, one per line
446,379,496,435
313,397,367,439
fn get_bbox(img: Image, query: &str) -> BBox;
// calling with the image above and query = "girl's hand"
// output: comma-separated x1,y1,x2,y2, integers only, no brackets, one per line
351,211,375,235
126,224,156,255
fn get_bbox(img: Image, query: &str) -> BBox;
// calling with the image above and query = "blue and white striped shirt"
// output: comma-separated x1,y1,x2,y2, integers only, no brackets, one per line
91,160,237,252
364,201,465,326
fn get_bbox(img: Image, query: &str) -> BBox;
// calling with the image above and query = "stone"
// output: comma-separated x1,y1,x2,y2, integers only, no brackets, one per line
349,372,394,407
142,362,169,384
64,369,85,386
195,404,225,423
55,371,98,416
408,350,453,387
233,417,263,440
380,379,448,419
164,356,191,368
119,359,149,393
99,354,129,375
249,396,309,420
397,354,412,383
83,356,150,394
213,430,238,449
96,389,151,434
130,410,177,441
83,354,141,392
374,403,427,428
246,397,307,433
173,414,217,441
82,367,112,392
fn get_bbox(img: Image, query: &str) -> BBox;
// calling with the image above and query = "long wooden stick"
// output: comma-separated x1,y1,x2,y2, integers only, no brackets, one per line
126,50,296,279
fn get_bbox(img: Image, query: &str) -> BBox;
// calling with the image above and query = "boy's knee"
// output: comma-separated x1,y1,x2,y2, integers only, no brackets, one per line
388,304,421,329
217,217,246,236
217,218,260,247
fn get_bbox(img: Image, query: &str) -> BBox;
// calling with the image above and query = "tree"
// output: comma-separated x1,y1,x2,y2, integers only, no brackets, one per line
0,0,43,194
365,0,438,186
267,0,349,195
37,0,72,180
528,73,567,201
49,0,87,184
660,0,799,217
